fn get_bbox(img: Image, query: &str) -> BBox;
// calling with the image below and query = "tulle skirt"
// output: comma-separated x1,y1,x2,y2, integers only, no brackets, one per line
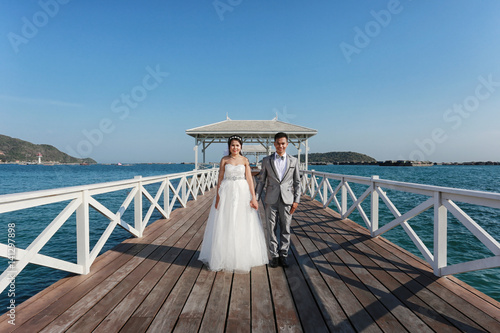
198,179,269,273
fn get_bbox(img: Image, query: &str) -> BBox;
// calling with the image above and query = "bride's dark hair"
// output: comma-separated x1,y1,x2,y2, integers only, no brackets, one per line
227,135,243,156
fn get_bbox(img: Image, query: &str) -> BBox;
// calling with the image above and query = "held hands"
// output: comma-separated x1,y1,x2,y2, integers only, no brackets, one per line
250,198,259,210
290,202,298,214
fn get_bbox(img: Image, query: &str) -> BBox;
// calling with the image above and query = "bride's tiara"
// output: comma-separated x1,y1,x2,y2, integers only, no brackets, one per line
228,135,242,142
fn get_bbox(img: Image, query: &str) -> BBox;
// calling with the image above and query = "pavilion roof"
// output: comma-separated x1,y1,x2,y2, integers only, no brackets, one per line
186,117,317,139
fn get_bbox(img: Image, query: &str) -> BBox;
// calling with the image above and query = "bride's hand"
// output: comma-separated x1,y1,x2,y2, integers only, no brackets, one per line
250,198,258,210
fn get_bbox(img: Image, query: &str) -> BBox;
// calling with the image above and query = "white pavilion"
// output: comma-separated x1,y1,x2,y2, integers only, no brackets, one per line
186,116,317,170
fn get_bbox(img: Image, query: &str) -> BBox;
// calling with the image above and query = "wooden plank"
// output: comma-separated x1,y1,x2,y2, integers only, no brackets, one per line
304,206,458,332
146,254,204,332
267,262,302,332
282,249,328,332
288,231,357,333
92,278,161,332
294,200,403,332
297,201,432,332
39,280,118,333
65,253,163,332
43,240,162,332
46,241,166,331
305,205,462,332
173,267,217,332
143,200,213,332
4,192,500,333
101,193,213,331
0,242,135,332
226,273,251,333
307,198,499,332
118,317,151,333
292,206,380,332
91,194,213,333
5,201,187,331
22,243,149,332
198,271,233,332
290,210,374,333
407,268,500,331
333,208,500,331
445,277,500,322
251,265,276,332
19,190,214,332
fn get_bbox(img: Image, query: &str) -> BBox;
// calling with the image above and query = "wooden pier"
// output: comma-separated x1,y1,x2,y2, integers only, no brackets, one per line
2,188,500,332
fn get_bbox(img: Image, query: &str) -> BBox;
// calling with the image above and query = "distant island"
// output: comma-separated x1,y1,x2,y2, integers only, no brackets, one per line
300,151,377,164
0,134,97,165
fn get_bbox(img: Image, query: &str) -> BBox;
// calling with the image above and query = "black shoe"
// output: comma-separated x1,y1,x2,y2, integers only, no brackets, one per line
269,257,279,268
279,256,289,268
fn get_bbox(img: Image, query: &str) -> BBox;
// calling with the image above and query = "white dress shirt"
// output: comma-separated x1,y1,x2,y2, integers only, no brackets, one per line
273,153,287,181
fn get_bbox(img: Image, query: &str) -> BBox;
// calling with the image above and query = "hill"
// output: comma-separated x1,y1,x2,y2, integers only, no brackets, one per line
0,134,97,164
304,151,377,164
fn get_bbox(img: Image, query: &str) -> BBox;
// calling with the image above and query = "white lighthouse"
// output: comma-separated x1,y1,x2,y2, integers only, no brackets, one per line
37,153,42,164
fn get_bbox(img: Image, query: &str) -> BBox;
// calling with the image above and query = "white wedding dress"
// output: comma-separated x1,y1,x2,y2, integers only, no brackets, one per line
198,164,269,273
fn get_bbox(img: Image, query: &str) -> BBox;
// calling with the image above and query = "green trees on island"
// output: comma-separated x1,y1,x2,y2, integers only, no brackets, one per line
301,151,377,164
0,134,96,164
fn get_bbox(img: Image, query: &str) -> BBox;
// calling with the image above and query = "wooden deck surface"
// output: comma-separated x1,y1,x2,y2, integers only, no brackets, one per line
2,188,500,332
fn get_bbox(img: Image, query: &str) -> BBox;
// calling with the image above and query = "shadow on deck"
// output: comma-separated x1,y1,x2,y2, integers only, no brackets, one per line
2,188,500,332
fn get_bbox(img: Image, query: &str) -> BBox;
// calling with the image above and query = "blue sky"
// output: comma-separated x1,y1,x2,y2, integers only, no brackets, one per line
1,0,500,163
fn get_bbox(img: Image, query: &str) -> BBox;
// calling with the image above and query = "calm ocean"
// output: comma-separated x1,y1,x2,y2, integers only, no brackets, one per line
1,164,499,307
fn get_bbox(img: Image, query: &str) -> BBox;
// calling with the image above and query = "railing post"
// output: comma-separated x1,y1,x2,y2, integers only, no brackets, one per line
164,177,170,219
311,173,316,197
322,177,328,206
182,176,187,205
433,191,447,276
370,176,379,237
300,172,306,194
341,177,347,218
193,172,198,199
134,176,143,237
76,190,90,274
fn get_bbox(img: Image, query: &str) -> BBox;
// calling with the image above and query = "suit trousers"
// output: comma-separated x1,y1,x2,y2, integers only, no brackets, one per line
265,196,292,258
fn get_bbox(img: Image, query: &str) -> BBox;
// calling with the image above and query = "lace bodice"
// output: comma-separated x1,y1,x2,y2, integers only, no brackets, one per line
224,164,245,181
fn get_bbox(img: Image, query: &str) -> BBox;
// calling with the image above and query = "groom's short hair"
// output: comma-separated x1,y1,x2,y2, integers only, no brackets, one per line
274,132,288,142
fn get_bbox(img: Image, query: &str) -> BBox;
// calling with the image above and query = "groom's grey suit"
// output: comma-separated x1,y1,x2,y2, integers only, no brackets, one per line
256,153,301,259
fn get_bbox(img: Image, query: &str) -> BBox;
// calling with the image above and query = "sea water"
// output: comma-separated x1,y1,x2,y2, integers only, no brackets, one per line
0,164,499,308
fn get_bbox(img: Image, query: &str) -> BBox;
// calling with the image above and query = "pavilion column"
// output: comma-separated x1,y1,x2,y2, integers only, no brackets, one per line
297,144,302,168
194,141,199,170
305,139,309,170
202,141,206,164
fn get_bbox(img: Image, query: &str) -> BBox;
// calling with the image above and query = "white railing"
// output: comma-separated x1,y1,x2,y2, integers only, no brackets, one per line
300,170,500,277
0,168,218,293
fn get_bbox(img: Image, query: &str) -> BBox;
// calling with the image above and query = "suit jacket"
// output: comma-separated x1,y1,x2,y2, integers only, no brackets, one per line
256,153,301,205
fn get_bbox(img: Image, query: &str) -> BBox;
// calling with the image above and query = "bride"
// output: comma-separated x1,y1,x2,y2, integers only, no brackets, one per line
198,135,269,272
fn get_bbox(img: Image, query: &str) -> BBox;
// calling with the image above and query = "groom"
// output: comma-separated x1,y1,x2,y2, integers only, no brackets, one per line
256,132,301,268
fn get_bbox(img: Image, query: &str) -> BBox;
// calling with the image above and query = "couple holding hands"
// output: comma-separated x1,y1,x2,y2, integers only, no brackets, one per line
198,132,301,272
